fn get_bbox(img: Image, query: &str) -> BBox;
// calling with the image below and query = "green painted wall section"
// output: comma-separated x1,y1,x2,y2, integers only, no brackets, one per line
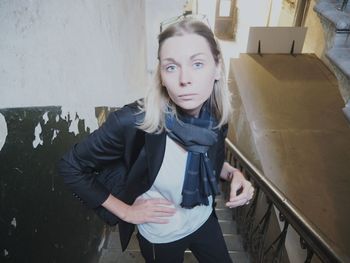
0,107,106,263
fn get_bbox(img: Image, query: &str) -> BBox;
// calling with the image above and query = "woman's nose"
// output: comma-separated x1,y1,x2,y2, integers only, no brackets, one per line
179,68,192,87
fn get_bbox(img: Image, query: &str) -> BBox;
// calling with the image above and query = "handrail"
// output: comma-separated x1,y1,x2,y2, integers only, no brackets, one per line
225,138,349,263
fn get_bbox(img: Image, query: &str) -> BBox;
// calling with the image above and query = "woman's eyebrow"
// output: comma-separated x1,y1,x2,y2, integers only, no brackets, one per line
161,57,177,63
162,53,207,63
190,52,207,59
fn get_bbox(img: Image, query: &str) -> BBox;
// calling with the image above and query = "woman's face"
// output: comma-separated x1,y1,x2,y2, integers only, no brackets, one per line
159,33,220,117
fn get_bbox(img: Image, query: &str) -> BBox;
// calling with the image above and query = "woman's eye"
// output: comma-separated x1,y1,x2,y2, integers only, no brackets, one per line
193,62,204,69
165,65,177,72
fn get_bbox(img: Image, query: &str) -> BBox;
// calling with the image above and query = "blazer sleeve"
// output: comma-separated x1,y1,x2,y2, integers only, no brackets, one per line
58,109,127,208
216,123,229,176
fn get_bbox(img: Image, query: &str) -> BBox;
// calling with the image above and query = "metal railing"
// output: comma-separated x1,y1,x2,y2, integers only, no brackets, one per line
338,0,348,11
224,139,349,263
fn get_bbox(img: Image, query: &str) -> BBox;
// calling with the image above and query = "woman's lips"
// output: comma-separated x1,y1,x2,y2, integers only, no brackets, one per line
178,93,197,98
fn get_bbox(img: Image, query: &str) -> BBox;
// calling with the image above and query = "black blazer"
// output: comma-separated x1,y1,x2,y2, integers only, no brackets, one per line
58,101,228,251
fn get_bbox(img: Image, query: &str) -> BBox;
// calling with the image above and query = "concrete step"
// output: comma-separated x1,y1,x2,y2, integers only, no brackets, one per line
326,47,350,78
215,208,234,221
224,233,244,251
104,229,243,252
219,219,238,234
105,232,138,250
99,248,250,263
99,249,203,263
314,0,350,31
99,249,143,263
214,195,228,209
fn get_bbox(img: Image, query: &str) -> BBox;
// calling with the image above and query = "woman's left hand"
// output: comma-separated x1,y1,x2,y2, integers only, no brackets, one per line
220,162,255,208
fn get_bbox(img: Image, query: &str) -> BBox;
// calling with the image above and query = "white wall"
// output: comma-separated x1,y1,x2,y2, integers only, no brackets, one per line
197,0,216,28
197,0,278,74
0,0,147,131
144,0,187,75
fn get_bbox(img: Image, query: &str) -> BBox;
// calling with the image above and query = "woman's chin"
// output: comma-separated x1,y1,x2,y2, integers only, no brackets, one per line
176,101,203,117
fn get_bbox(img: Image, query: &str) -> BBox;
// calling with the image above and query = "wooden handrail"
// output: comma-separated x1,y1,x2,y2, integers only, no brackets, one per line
225,138,349,262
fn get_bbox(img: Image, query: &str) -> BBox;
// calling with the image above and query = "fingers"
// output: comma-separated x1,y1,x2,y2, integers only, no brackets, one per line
139,207,175,224
226,189,254,208
226,192,248,208
148,198,174,206
247,185,254,200
151,206,177,215
229,181,243,200
146,199,176,213
227,176,255,208
229,190,248,202
127,198,177,224
226,199,247,208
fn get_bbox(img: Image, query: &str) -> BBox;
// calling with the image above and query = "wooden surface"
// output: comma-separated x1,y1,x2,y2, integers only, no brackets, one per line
228,53,350,258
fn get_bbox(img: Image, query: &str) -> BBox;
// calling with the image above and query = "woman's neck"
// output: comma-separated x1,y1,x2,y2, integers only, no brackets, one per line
177,104,204,118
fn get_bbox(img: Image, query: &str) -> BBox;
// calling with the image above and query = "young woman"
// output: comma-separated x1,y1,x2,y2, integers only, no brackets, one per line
59,18,254,263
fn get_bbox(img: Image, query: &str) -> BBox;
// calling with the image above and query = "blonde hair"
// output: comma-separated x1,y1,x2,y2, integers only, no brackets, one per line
138,19,232,133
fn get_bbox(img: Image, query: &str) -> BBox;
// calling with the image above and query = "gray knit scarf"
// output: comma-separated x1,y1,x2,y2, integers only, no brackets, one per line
165,101,220,208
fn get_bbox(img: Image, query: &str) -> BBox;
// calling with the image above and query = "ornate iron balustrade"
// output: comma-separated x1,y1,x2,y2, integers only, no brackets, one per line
224,139,348,263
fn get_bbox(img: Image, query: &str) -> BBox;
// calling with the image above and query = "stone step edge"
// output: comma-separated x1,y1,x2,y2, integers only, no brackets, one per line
326,47,350,78
314,0,350,31
117,249,248,254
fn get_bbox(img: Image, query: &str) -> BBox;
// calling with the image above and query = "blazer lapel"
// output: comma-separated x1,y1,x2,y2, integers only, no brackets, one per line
145,131,166,186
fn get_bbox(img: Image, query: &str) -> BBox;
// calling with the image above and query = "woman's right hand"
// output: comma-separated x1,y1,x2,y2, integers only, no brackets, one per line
123,197,176,224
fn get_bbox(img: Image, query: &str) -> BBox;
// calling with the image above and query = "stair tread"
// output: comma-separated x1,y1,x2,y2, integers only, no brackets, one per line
105,230,243,250
314,0,350,30
99,248,250,263
327,47,350,77
215,207,234,221
219,219,238,234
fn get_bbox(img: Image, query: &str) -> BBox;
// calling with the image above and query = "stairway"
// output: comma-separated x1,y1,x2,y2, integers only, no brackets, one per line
98,192,250,263
314,0,350,109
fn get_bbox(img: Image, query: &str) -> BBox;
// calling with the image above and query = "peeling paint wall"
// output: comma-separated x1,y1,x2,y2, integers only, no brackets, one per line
0,113,7,151
0,0,147,131
0,107,107,262
0,0,147,262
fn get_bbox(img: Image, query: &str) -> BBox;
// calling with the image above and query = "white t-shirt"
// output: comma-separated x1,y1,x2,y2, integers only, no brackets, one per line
137,136,213,243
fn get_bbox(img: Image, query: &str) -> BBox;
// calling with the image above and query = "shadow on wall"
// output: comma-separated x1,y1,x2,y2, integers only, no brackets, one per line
0,106,106,263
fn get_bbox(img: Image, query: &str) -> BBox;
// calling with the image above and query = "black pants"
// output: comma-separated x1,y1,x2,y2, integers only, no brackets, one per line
136,212,232,263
